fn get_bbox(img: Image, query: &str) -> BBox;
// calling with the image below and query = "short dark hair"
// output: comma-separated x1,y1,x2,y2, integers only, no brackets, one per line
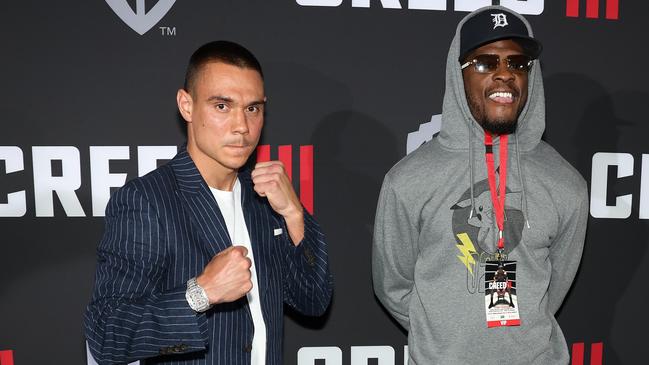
183,40,263,92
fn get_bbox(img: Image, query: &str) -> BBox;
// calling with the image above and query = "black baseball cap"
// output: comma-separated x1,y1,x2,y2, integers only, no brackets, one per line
459,8,542,62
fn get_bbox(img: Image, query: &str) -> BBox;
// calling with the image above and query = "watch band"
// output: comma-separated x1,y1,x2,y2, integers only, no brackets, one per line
185,277,211,313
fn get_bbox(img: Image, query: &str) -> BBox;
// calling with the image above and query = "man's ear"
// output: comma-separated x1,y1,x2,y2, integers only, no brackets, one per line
177,89,193,122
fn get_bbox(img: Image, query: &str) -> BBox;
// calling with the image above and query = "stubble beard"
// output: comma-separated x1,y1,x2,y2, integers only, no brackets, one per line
480,117,518,135
467,96,519,135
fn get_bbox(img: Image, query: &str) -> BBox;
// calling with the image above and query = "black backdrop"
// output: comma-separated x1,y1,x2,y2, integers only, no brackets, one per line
1,1,648,364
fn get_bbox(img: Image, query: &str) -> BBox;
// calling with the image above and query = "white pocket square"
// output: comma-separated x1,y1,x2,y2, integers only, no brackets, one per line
273,228,283,236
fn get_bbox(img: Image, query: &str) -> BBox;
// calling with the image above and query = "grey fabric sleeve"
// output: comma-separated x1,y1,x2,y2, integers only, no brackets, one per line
547,179,589,314
372,174,417,331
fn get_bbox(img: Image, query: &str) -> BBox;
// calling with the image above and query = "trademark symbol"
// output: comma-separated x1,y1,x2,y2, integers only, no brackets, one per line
159,26,176,36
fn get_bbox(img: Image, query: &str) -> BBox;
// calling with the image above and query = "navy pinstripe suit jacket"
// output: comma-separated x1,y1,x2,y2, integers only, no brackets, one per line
85,148,332,365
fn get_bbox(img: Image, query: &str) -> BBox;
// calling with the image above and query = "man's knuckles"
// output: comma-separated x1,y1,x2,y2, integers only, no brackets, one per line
254,160,284,170
230,246,248,256
242,281,253,293
268,164,284,174
252,173,284,185
254,163,285,176
242,257,252,270
253,181,282,196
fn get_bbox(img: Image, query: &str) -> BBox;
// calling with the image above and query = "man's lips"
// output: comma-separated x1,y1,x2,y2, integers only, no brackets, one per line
225,144,250,150
224,144,252,152
223,140,251,148
487,90,518,104
223,145,252,158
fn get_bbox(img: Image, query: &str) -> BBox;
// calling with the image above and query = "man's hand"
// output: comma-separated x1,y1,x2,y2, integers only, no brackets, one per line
251,161,304,245
196,246,252,304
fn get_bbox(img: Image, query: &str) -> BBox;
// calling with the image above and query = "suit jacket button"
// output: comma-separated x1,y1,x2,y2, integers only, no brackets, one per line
179,344,188,351
243,344,253,352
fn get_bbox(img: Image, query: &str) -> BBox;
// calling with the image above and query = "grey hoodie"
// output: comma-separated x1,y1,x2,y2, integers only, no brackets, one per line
372,6,588,365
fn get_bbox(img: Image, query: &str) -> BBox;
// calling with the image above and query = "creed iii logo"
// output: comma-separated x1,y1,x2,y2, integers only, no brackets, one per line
105,0,176,35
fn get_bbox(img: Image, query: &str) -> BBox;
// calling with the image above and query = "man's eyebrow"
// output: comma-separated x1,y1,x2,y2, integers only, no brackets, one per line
206,95,233,103
205,96,266,106
247,99,266,107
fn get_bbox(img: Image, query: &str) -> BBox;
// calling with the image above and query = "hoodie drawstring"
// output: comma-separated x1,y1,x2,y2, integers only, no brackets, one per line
468,123,476,219
466,116,531,229
514,133,531,229
467,129,531,229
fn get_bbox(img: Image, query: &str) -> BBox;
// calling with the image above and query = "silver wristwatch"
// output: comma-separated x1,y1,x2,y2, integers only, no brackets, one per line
185,277,211,313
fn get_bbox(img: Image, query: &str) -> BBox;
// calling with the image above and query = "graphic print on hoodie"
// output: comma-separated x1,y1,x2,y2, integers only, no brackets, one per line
450,173,525,275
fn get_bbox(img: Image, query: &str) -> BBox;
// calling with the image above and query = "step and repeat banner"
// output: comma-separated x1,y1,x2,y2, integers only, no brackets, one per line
1,1,647,364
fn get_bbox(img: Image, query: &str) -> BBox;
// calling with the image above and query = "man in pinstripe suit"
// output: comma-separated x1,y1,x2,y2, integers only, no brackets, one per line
85,41,333,365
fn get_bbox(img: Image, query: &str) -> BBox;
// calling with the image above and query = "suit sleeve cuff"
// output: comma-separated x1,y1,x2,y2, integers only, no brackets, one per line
284,209,322,269
152,285,210,348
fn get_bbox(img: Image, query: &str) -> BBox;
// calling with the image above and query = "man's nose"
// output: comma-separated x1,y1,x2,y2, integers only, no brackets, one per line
231,108,249,134
492,59,515,82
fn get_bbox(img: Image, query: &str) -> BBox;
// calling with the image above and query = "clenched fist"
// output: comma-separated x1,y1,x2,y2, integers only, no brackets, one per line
252,161,304,245
196,246,253,304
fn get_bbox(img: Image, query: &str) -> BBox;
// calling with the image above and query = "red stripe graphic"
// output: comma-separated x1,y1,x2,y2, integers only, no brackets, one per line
570,342,604,365
256,145,270,163
278,145,292,181
0,350,15,365
586,0,599,18
572,343,585,365
590,342,603,365
256,145,315,214
300,145,314,214
566,0,579,17
606,0,619,19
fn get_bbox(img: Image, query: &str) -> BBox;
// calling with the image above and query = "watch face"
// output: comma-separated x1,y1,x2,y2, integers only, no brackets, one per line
186,278,210,312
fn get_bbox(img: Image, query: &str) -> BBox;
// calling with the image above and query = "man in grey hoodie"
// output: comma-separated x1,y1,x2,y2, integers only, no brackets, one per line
373,6,588,365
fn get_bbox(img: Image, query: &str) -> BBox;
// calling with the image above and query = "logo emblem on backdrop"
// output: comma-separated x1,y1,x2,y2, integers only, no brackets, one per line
491,13,509,29
406,114,442,155
105,0,176,35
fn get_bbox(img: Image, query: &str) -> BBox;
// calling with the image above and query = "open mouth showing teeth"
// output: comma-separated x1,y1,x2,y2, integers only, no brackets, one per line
488,91,514,103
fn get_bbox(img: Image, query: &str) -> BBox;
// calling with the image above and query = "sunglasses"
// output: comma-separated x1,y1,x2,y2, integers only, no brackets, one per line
461,54,534,73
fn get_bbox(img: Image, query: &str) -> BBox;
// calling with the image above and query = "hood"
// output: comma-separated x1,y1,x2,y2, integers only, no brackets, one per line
438,5,545,152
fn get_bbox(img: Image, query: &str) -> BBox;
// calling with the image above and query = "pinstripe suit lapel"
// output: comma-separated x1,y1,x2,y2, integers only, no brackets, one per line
171,148,232,257
239,171,270,294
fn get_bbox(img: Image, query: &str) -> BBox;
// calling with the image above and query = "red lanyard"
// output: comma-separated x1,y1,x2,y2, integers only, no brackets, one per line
484,132,508,250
